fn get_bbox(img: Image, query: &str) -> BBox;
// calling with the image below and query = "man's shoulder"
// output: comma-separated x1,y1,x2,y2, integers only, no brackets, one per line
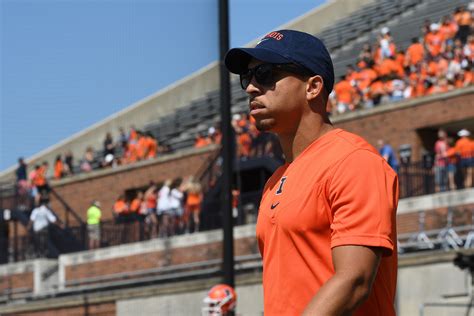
322,129,378,157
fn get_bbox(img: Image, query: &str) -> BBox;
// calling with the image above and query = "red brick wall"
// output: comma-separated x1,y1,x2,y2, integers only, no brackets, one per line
0,272,34,294
65,236,257,283
9,302,115,316
50,149,217,222
397,203,474,235
334,91,474,161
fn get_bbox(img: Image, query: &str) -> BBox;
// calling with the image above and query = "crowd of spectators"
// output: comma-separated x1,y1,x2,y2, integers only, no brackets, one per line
110,177,204,238
329,5,474,114
194,113,282,161
55,127,164,178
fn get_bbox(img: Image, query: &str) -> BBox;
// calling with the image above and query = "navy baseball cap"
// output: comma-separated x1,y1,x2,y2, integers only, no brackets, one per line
225,29,334,94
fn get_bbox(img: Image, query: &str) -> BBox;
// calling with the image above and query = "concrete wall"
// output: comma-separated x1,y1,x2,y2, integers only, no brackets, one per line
117,283,264,316
0,259,56,296
0,0,374,182
114,251,473,316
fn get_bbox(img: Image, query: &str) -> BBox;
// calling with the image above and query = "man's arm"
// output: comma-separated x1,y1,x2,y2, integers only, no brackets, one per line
302,245,382,316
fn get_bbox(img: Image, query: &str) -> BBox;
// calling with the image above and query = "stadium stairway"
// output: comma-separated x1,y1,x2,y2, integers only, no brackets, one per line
1,186,86,262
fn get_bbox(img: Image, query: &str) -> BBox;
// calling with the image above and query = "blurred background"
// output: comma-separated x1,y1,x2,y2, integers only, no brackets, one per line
1,0,474,315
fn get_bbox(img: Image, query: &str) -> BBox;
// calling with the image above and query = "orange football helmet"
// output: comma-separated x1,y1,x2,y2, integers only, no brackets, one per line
202,284,237,315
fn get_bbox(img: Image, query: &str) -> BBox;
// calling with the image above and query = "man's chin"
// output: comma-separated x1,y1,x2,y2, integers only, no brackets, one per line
255,122,274,132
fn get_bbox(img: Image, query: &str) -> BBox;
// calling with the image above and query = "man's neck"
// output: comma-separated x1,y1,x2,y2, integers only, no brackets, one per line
278,120,334,163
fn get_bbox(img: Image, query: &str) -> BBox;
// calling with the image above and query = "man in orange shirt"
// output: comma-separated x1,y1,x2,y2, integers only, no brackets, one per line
405,37,425,69
333,75,356,113
225,30,398,316
454,5,472,44
424,23,445,57
455,129,473,188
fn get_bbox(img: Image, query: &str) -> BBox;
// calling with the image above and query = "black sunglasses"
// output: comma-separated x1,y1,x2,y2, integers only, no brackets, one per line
239,63,314,90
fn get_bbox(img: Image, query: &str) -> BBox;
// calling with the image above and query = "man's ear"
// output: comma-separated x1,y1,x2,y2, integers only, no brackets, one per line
306,75,324,101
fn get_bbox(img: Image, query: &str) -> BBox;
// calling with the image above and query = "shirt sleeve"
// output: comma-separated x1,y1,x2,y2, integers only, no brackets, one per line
328,149,399,255
46,209,57,223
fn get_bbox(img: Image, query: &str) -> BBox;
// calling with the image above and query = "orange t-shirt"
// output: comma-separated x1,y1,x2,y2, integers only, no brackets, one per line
129,198,141,213
405,43,424,66
425,32,444,56
455,137,473,159
355,68,377,91
186,192,202,207
334,80,354,104
238,132,252,157
376,58,404,77
136,136,148,160
456,11,471,26
54,161,63,179
195,137,210,148
146,137,158,158
256,129,398,316
33,166,47,186
114,200,128,214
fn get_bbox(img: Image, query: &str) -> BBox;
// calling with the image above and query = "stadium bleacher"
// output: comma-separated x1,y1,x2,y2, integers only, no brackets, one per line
147,0,470,153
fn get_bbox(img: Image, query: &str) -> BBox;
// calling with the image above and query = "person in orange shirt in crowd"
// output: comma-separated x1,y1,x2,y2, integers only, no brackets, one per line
237,127,253,159
208,126,222,145
143,183,158,238
33,161,50,205
124,141,139,164
355,60,378,106
129,191,143,221
395,50,405,72
378,55,405,78
135,130,148,161
440,15,458,46
225,29,398,316
113,195,129,223
454,129,473,188
145,132,158,159
425,23,445,57
194,132,210,148
334,75,357,113
185,181,203,233
54,155,64,180
454,5,472,44
368,76,388,106
405,38,425,69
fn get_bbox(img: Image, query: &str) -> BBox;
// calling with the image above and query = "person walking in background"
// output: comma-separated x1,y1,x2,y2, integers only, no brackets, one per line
455,129,473,188
54,155,64,180
28,197,58,257
434,129,449,192
225,29,398,315
184,180,203,233
157,179,173,238
87,200,102,249
377,139,399,173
